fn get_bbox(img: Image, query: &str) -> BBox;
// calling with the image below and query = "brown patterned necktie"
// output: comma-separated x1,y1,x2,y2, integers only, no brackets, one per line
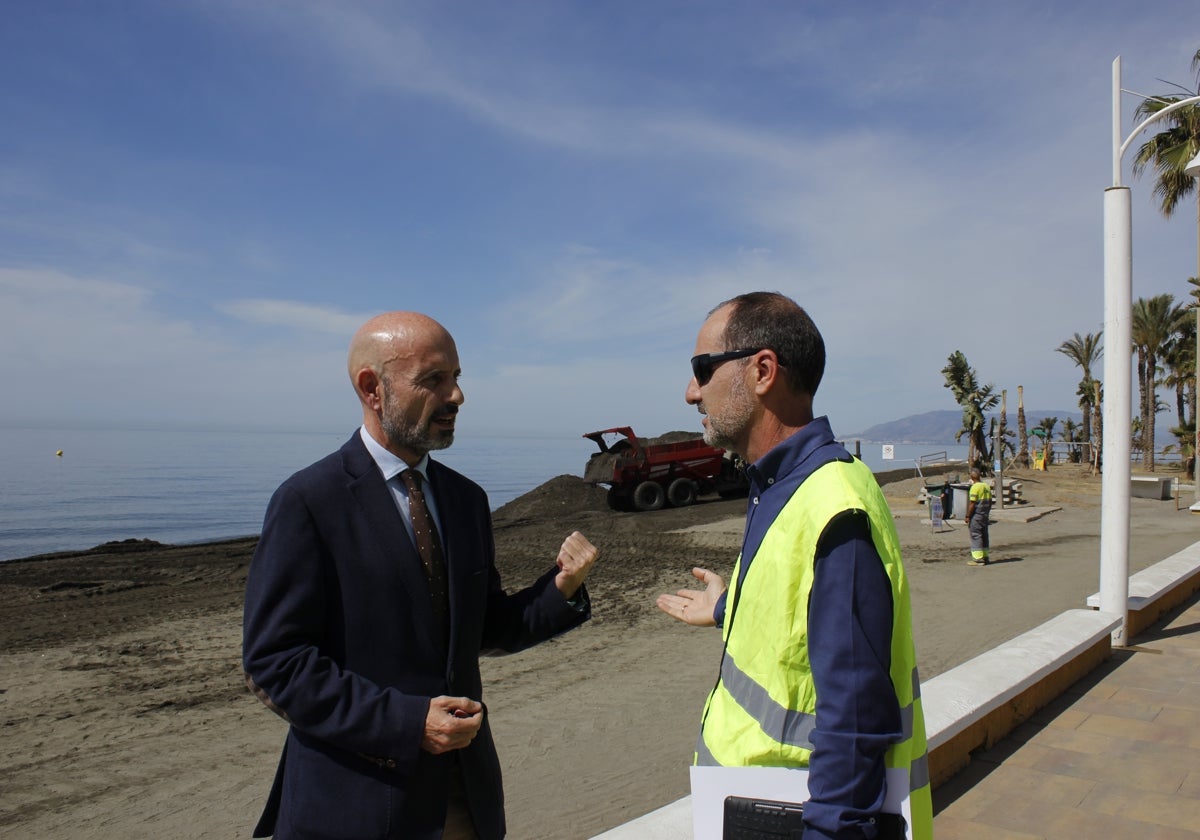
400,469,449,643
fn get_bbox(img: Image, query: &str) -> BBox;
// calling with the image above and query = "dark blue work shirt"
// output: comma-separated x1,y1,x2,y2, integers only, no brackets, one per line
713,417,903,840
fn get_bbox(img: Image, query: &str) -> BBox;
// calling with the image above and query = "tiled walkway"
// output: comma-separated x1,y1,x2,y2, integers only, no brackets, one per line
933,592,1200,838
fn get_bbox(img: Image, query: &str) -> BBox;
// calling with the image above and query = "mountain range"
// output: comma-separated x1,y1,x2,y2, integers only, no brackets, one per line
848,409,1086,444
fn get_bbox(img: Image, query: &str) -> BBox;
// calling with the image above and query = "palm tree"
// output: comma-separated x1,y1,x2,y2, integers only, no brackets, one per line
1017,385,1029,468
1132,48,1200,233
1184,276,1200,428
1128,295,1185,470
1132,50,1200,477
998,389,1009,465
989,416,1014,463
1132,294,1185,471
1037,417,1058,465
941,350,999,470
1056,331,1102,463
1060,418,1081,463
1159,312,1194,429
1170,419,1196,478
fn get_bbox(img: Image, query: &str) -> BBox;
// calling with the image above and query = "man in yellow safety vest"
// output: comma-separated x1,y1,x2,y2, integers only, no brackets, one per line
657,292,932,840
966,467,993,566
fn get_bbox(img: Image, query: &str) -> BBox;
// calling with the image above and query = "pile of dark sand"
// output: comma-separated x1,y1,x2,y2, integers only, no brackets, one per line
493,474,611,522
0,456,942,654
0,470,729,651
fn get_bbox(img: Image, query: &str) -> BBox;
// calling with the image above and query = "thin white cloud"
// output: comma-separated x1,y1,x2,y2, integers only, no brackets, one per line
226,1,625,155
0,268,354,431
0,207,194,270
218,299,368,336
454,355,702,440
4,1,1198,440
492,246,800,350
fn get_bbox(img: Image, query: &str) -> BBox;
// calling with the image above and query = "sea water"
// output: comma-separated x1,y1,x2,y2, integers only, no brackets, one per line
0,427,588,562
0,426,967,562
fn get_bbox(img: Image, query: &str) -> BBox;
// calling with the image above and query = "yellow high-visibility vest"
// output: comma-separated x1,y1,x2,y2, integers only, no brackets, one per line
695,458,932,839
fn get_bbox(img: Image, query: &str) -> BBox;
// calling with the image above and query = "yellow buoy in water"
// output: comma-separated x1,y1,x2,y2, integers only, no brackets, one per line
56,450,63,457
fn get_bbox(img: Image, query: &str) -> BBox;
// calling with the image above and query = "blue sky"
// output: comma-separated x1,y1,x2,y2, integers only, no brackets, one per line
2,2,1198,441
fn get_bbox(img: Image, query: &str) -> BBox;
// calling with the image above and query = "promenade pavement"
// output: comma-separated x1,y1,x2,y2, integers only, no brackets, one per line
932,591,1200,838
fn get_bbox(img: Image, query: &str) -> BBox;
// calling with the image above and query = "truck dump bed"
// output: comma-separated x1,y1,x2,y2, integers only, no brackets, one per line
582,427,747,511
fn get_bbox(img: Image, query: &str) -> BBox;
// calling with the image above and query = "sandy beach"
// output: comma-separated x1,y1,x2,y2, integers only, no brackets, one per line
2,463,1198,839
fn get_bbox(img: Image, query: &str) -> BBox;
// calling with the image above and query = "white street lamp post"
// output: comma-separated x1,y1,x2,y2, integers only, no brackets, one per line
1190,155,1200,506
1103,56,1200,646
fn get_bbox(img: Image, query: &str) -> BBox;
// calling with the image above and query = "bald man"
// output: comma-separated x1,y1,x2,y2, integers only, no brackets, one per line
243,312,598,840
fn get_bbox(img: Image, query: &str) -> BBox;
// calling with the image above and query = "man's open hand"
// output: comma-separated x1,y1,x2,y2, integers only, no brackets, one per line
656,567,726,627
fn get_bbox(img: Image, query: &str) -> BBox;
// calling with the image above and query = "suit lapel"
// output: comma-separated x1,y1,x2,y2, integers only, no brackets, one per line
340,435,442,653
426,460,477,663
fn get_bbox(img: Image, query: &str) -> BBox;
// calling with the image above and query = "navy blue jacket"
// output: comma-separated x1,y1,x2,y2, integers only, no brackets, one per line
716,418,901,839
243,433,589,839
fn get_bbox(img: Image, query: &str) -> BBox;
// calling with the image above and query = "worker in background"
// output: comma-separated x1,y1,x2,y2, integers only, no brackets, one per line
965,466,993,567
656,291,931,840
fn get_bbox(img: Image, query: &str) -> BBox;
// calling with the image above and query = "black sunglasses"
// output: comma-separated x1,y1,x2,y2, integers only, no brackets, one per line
690,348,763,386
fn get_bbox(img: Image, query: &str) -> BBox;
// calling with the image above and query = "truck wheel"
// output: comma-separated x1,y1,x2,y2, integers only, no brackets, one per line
667,478,697,507
632,481,665,512
606,486,630,511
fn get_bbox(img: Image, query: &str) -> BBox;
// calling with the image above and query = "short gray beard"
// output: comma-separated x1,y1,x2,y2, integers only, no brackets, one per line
380,381,455,456
702,372,752,456
382,413,455,456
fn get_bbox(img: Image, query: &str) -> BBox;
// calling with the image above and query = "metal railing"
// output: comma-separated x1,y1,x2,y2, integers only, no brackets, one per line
916,450,949,468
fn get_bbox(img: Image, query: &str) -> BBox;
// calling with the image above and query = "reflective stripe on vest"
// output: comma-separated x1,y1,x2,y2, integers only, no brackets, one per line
694,457,933,840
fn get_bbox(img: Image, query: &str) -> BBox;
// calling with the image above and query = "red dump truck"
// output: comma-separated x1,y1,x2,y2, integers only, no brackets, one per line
582,426,749,511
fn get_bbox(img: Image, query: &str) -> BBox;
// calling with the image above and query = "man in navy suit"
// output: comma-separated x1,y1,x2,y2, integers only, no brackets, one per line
243,311,598,839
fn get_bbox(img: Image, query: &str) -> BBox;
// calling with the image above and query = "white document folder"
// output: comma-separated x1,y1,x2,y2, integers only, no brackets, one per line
689,766,910,840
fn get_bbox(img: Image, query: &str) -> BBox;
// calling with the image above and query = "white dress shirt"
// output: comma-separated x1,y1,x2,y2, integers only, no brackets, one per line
358,427,444,546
